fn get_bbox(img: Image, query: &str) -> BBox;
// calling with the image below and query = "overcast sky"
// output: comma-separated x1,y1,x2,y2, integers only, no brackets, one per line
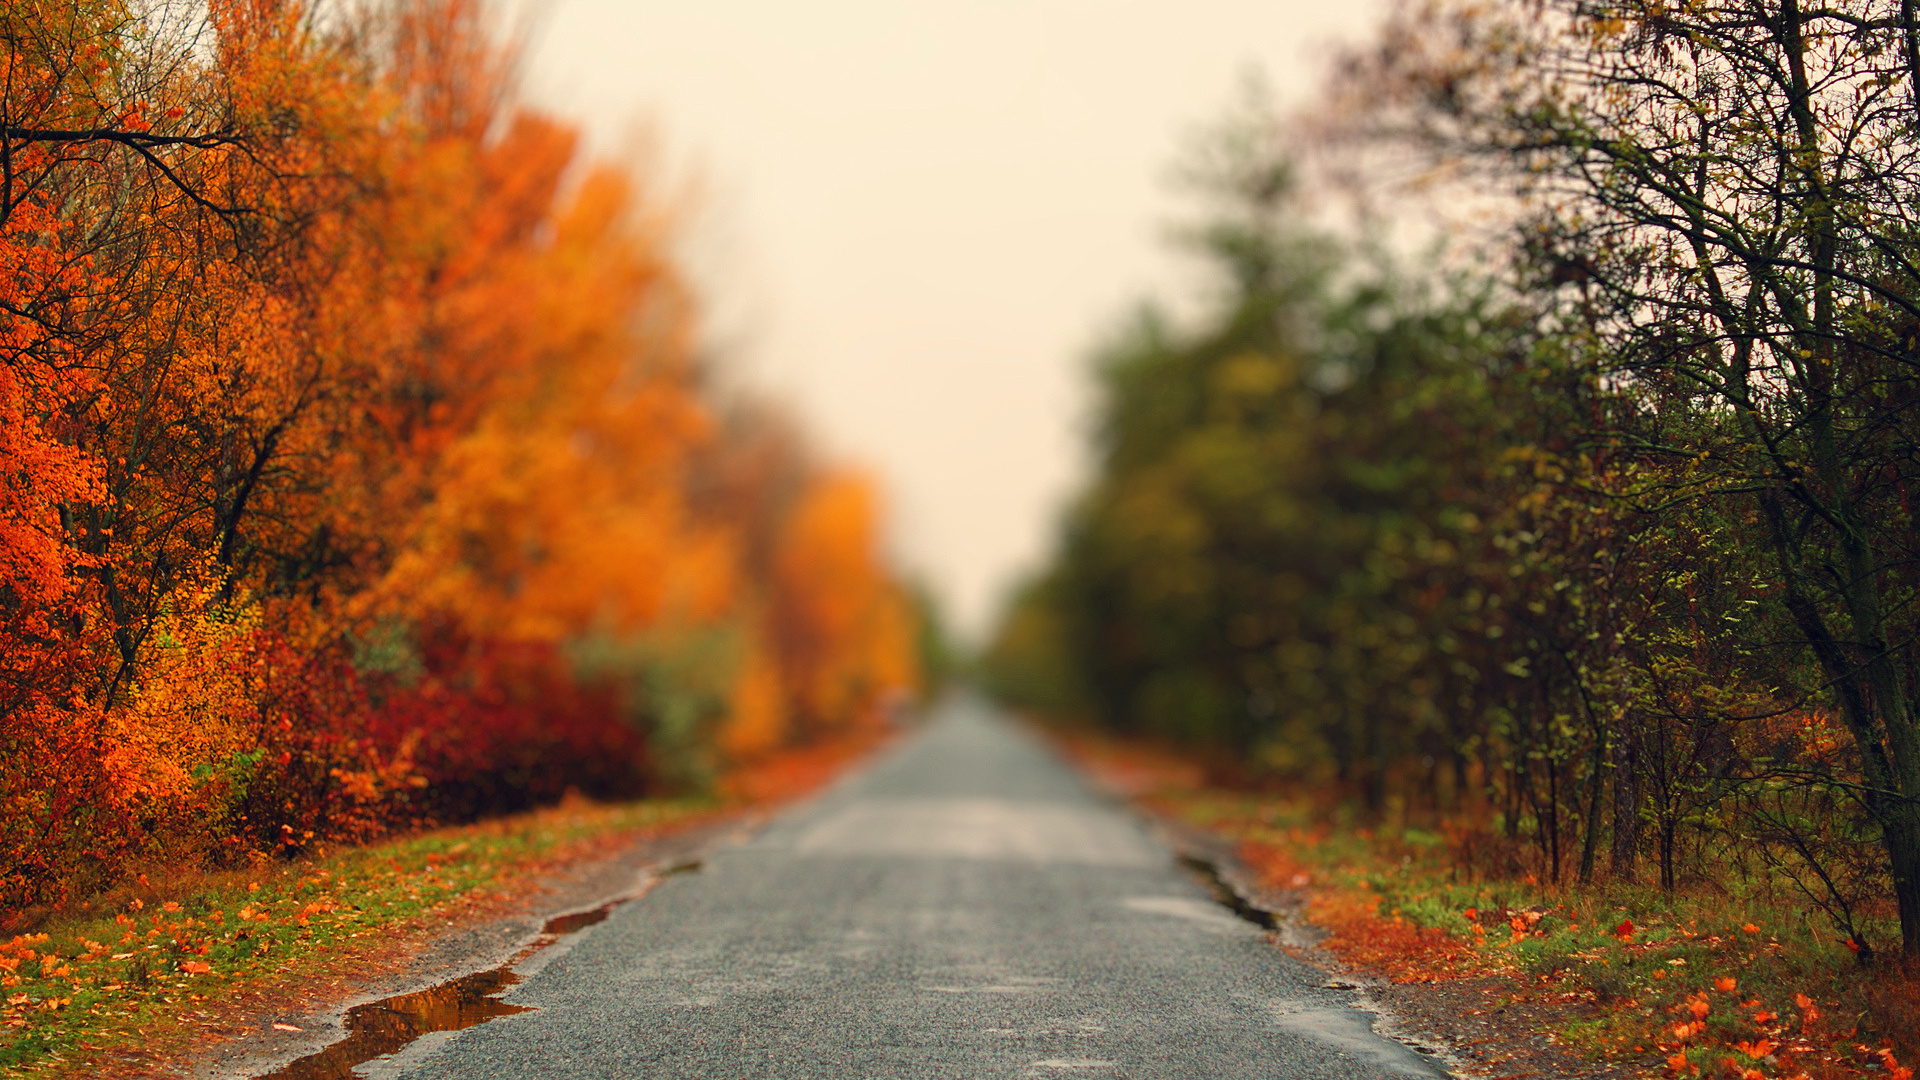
513,0,1387,641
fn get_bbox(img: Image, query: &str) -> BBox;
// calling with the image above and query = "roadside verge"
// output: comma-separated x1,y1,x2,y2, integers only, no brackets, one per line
1,731,887,1080
1048,726,1906,1080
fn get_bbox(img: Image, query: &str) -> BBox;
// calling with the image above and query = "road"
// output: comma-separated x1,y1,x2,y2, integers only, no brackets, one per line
378,695,1448,1079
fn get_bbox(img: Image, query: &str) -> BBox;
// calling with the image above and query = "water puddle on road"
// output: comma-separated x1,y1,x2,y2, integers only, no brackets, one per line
255,967,532,1080
254,859,702,1080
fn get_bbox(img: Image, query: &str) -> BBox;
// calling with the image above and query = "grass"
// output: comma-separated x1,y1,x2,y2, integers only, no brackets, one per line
0,795,727,1076
1057,731,1919,1080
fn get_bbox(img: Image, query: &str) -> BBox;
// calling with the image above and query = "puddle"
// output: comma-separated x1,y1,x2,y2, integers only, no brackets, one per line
1177,854,1277,930
254,859,702,1080
539,859,697,935
257,968,531,1080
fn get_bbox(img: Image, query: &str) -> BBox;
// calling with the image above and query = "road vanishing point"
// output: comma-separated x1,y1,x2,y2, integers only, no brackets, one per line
375,695,1448,1079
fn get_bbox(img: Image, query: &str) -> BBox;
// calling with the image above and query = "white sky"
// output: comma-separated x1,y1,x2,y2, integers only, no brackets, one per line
513,0,1387,642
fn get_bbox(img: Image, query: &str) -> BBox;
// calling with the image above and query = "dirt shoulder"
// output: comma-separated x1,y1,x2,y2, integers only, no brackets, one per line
2,728,891,1080
1052,719,1918,1080
1141,811,1643,1080
183,812,759,1080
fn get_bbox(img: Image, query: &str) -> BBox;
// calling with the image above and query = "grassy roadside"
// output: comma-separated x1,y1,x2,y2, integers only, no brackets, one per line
0,729,885,1079
1056,731,1916,1080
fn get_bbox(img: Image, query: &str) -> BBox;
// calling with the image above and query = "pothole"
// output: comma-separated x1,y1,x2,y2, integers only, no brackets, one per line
253,858,702,1080
1177,854,1277,930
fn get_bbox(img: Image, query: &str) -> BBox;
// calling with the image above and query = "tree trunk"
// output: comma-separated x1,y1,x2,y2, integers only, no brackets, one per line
1884,799,1920,956
1610,732,1639,883
1578,733,1605,884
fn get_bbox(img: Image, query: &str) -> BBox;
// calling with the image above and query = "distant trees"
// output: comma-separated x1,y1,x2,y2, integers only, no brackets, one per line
990,0,1920,959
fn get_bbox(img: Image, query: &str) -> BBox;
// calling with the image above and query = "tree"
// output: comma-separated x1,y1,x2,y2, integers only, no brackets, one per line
1340,0,1920,952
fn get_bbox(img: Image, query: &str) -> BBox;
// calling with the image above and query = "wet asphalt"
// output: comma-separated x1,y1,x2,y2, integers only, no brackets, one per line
373,694,1448,1079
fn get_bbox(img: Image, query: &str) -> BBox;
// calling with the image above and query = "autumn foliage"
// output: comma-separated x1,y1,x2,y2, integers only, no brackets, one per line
0,0,918,920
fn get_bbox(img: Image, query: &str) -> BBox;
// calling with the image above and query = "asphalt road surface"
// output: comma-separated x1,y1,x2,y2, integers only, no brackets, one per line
379,695,1448,1079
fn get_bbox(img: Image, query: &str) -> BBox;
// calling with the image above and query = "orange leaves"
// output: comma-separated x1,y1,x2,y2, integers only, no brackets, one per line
1234,841,1490,984
1662,994,1712,1049
1874,1047,1917,1080
768,472,919,739
1793,992,1822,1032
0,0,914,921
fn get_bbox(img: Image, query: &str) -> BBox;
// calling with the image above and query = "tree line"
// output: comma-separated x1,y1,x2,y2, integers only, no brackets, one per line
986,0,1920,960
0,0,918,921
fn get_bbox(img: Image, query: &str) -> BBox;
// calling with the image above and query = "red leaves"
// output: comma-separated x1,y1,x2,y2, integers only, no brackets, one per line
1613,917,1636,939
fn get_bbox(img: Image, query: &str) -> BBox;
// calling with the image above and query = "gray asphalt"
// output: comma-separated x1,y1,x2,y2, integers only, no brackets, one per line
380,695,1448,1079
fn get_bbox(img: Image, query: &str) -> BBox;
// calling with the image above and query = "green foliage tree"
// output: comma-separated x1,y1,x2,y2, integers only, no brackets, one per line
1340,0,1920,954
986,80,1865,950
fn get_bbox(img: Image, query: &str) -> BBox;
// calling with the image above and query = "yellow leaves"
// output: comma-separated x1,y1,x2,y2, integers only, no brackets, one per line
98,569,263,806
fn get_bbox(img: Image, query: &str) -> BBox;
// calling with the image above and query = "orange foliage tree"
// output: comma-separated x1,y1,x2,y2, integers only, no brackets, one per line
0,0,919,920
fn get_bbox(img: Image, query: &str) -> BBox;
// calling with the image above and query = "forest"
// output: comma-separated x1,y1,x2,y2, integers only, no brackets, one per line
0,0,919,922
986,0,1920,963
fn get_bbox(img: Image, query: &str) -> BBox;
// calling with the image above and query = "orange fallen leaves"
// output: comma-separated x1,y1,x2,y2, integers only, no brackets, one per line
1238,841,1490,983
1794,992,1822,1031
